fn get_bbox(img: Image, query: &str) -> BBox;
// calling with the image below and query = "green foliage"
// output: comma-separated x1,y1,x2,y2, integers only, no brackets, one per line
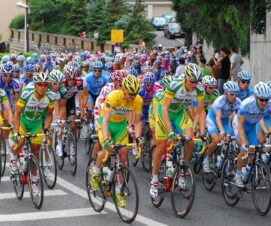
250,0,267,34
9,14,25,29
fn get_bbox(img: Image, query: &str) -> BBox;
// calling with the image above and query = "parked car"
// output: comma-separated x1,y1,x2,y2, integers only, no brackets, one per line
151,16,167,30
164,23,185,39
161,13,176,23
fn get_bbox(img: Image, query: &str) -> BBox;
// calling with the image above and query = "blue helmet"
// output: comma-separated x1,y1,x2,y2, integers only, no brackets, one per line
132,61,141,69
17,55,25,61
24,64,34,72
237,71,251,81
92,61,103,69
223,81,239,93
80,52,87,58
143,73,155,84
129,69,138,77
1,55,10,63
2,62,14,73
32,53,38,58
254,82,271,98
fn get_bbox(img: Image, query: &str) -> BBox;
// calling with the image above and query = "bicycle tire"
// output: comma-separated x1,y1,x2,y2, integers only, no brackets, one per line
251,161,271,216
113,164,139,224
28,154,44,209
193,144,204,174
141,142,154,173
151,161,166,208
40,146,57,189
221,154,240,207
54,132,64,170
11,157,24,199
68,132,77,176
84,138,92,155
128,137,139,167
202,152,216,191
85,158,107,212
0,138,7,177
171,161,195,218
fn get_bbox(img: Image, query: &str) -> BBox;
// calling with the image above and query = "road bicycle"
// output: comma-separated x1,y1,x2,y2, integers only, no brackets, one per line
86,142,141,223
221,143,271,215
0,126,11,179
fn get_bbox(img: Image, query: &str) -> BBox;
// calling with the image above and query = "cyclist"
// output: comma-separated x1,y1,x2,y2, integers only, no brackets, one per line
232,82,271,187
150,63,205,197
236,71,253,101
151,60,165,81
16,55,25,74
90,75,143,207
203,81,241,173
202,75,220,112
20,64,34,91
42,55,55,72
10,72,55,194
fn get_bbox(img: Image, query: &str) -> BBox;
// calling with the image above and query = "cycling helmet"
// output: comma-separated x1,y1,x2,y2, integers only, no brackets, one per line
140,57,147,62
26,57,33,64
267,80,271,89
33,71,50,83
24,64,34,72
1,55,10,63
143,73,156,84
33,64,41,72
111,70,127,83
17,55,25,61
57,58,65,64
122,74,141,94
10,54,17,60
127,55,133,61
155,60,161,65
129,69,138,77
13,64,21,72
50,69,64,82
46,55,51,60
254,82,271,98
185,63,202,80
68,61,80,69
223,81,239,93
237,71,251,81
2,62,14,73
162,75,173,86
92,61,103,69
80,52,87,58
82,60,89,67
64,65,77,79
202,75,217,87
132,61,141,69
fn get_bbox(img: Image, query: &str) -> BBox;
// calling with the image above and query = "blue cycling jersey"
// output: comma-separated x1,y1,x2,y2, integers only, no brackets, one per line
208,95,241,121
20,74,33,87
0,74,20,107
237,84,253,101
151,66,165,81
139,84,160,114
85,72,108,96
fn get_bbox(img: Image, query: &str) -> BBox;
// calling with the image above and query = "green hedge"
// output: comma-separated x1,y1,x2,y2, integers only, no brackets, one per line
9,14,25,29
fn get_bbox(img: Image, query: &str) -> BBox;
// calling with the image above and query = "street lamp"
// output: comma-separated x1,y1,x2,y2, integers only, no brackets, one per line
16,1,29,52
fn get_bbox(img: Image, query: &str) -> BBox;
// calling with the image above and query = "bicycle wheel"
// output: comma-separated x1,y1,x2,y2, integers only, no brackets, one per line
193,143,204,174
251,161,271,216
171,161,195,218
84,138,92,155
11,157,24,199
28,154,44,209
221,154,239,207
85,158,106,212
113,164,139,224
55,132,64,170
67,132,77,176
151,161,166,208
0,138,7,177
128,137,139,167
141,141,154,172
40,146,57,189
202,152,216,191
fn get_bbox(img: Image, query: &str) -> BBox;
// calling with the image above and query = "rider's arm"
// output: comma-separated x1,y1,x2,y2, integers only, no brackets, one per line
153,102,158,120
198,99,205,136
134,113,142,138
101,110,111,140
14,104,23,133
162,97,173,132
14,92,20,102
238,115,248,144
44,105,54,129
79,87,88,118
3,102,13,124
215,110,224,133
58,99,67,120
258,118,268,133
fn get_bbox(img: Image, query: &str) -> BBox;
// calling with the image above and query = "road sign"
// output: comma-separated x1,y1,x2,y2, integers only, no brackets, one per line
111,30,124,43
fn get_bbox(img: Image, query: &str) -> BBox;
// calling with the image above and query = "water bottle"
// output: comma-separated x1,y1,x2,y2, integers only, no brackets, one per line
103,166,113,181
166,157,174,178
261,152,270,164
216,155,222,168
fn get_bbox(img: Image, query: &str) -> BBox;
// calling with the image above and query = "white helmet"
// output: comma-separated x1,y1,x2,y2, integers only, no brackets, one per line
223,81,239,93
33,71,50,83
202,75,217,86
50,69,64,82
254,82,271,98
185,63,202,80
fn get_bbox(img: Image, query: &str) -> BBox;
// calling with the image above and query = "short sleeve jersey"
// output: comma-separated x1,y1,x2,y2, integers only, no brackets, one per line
86,72,108,96
163,79,204,113
238,96,271,126
101,90,143,122
149,89,165,113
17,87,55,121
204,89,220,111
0,89,9,111
237,85,253,101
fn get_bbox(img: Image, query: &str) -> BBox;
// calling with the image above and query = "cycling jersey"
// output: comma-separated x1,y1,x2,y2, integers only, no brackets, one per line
101,90,143,123
63,77,86,99
85,72,108,97
139,84,160,114
49,84,68,100
43,61,55,72
0,89,9,112
204,89,220,111
151,67,165,81
0,74,20,108
149,89,164,129
20,73,33,88
237,85,253,101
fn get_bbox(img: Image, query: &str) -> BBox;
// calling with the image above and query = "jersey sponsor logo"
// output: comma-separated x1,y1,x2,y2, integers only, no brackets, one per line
169,81,180,90
106,103,111,108
21,89,33,99
111,107,133,116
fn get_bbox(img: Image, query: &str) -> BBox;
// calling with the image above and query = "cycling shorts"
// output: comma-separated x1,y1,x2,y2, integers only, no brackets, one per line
19,116,43,144
141,111,149,122
88,92,99,104
155,103,192,140
256,116,271,132
206,116,233,135
232,115,259,145
97,116,128,145
66,94,76,116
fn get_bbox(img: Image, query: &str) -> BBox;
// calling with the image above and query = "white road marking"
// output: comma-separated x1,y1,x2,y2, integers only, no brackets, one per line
1,176,10,182
0,208,106,222
0,189,67,200
57,177,168,226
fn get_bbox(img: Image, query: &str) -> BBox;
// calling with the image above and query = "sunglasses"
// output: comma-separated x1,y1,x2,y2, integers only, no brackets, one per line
227,93,238,97
145,83,153,86
3,74,12,77
241,80,250,84
52,82,61,86
67,79,75,81
188,80,199,84
36,83,48,87
207,87,215,90
94,69,102,72
259,98,269,103
127,93,137,97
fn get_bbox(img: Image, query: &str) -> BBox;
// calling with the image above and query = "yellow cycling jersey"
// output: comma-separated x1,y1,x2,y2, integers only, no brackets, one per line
101,90,143,122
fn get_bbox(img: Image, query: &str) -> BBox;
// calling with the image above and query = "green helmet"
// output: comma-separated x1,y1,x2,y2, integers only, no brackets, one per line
185,63,202,80
162,75,173,86
33,71,50,83
50,69,64,82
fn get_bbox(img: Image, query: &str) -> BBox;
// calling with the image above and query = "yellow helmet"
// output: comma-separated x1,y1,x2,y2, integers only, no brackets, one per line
122,74,141,94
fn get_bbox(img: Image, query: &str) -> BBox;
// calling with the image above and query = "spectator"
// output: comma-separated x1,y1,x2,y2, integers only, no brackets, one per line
213,47,231,94
175,57,186,78
230,46,243,81
208,58,218,79
175,46,183,60
199,57,213,76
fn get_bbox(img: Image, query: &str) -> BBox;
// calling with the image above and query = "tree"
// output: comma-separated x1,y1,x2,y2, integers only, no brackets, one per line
123,0,155,49
97,0,128,45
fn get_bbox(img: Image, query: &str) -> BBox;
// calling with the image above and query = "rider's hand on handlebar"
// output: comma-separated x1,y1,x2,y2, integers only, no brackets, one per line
136,137,144,146
241,142,247,152
264,132,271,144
103,139,112,150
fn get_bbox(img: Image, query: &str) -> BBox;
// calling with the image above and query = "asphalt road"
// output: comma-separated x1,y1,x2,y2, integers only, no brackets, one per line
154,31,184,48
0,139,270,226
